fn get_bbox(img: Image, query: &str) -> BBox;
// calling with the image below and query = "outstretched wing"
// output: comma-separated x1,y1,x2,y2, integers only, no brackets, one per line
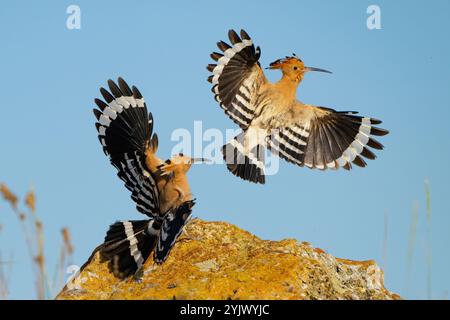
267,104,389,170
93,78,160,217
207,29,267,129
154,200,195,264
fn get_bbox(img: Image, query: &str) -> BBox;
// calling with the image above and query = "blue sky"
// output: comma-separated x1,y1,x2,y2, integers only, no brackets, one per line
0,0,449,299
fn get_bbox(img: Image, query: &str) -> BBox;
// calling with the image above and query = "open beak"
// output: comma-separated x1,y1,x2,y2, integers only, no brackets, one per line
305,66,332,74
191,158,211,164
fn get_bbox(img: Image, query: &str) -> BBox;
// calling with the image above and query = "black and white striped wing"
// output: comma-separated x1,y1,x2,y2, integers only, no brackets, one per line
93,78,160,217
154,200,195,264
111,152,160,217
268,105,389,170
207,29,267,129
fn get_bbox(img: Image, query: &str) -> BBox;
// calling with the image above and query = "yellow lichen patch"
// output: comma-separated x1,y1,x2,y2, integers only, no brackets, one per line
314,247,326,254
57,219,400,300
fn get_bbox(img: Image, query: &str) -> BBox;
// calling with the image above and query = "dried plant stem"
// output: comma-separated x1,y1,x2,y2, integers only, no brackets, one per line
51,228,74,297
52,239,67,294
1,184,49,299
382,210,388,269
0,252,14,300
424,178,432,300
11,208,34,265
0,257,10,299
405,200,419,295
1,183,74,299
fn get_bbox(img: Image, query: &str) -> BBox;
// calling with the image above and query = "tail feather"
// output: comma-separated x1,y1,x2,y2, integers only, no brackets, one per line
222,132,265,184
154,200,195,264
100,219,161,278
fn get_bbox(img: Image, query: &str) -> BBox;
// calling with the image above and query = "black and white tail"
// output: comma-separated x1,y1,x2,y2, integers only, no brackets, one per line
100,218,161,278
154,200,195,264
222,131,266,184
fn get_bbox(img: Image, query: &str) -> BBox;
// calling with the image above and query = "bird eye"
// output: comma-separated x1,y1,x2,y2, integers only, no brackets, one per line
293,66,298,70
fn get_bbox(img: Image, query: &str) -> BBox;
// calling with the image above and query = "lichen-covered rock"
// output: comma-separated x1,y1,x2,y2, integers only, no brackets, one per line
57,219,400,300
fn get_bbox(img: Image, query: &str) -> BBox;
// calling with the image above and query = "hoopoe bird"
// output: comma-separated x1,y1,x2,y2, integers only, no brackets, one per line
207,29,389,184
92,77,205,278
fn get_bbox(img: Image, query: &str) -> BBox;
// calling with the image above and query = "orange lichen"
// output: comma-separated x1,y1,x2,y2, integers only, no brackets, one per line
58,219,400,300
314,247,326,254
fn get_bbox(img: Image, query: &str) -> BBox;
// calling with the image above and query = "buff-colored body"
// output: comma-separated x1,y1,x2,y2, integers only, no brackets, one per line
253,58,328,129
145,139,193,215
242,59,329,153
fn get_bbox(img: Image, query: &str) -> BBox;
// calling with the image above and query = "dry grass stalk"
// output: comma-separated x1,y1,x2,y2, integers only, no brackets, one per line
424,178,432,300
405,200,419,295
0,261,9,299
0,184,18,209
1,182,74,299
0,253,12,299
382,210,388,269
53,228,75,293
25,190,36,213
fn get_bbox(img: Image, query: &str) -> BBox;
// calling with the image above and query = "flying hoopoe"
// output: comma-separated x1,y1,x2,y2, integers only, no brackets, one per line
92,77,205,278
207,29,389,184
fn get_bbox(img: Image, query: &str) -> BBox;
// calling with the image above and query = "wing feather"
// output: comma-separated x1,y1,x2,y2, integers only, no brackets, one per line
268,103,389,170
93,78,160,217
207,29,267,129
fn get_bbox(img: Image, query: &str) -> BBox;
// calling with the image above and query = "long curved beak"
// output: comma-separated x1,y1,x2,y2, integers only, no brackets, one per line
191,158,211,164
305,66,332,74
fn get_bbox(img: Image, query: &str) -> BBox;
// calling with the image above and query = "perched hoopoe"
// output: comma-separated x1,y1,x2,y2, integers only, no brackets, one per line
207,29,389,184
92,77,205,278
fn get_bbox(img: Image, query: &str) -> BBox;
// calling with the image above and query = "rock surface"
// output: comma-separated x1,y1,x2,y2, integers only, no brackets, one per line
57,219,400,300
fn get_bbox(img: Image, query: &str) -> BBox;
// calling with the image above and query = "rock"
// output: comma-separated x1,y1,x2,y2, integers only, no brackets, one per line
57,219,401,300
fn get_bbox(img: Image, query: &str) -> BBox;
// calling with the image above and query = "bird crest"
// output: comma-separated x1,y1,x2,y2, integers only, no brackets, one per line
157,154,208,176
268,54,303,70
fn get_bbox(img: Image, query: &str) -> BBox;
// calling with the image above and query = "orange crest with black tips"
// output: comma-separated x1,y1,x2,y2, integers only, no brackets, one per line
268,55,304,70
